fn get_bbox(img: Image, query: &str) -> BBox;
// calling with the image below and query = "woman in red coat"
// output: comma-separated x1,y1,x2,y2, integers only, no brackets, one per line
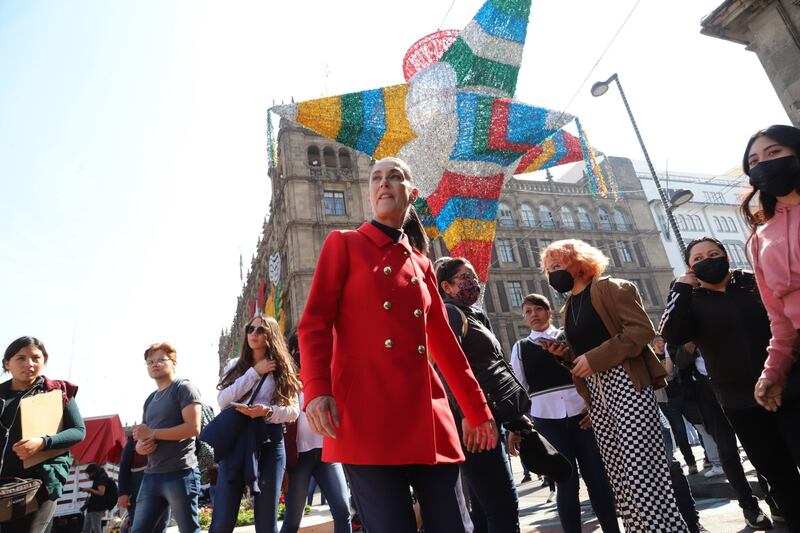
298,157,498,532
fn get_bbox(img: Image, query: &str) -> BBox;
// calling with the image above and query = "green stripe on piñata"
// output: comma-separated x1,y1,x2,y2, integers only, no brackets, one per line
472,96,520,159
441,38,520,96
491,0,531,20
336,92,364,147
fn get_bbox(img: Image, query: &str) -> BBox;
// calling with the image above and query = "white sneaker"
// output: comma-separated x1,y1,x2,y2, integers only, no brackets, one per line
546,489,556,503
703,466,724,478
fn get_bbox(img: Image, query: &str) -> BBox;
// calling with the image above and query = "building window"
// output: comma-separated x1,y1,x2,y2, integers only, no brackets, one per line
323,191,346,216
645,278,662,306
614,209,631,231
307,145,321,166
726,241,748,268
630,279,649,304
577,207,594,230
727,217,738,233
704,191,725,204
619,241,634,263
508,281,524,308
692,215,704,231
517,239,530,267
539,205,556,229
520,203,536,227
495,281,510,311
498,202,514,227
560,206,576,229
323,147,337,167
714,216,724,232
676,214,688,231
598,207,613,230
338,148,352,168
497,239,515,262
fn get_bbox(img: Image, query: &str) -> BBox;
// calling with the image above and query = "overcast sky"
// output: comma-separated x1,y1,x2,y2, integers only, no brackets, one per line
0,0,789,422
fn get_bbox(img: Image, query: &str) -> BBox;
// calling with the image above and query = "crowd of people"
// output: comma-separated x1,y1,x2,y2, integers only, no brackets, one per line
2,124,799,533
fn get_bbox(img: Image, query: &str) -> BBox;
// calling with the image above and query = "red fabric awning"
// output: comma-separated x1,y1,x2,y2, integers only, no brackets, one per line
70,415,127,466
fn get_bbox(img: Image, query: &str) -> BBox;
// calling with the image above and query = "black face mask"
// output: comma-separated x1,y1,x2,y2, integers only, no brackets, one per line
548,270,575,293
692,256,730,285
748,155,800,198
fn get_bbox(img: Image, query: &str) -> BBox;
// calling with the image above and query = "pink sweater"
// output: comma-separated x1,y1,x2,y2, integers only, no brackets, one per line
751,201,800,385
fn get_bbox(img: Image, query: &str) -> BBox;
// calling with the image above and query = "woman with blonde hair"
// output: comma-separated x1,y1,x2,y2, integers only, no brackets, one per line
211,315,301,533
541,239,688,532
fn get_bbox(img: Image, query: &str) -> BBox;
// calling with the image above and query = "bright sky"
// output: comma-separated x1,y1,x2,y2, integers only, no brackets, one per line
0,0,789,423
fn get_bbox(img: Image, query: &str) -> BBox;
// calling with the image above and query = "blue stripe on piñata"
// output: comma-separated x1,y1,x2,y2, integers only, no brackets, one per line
473,1,528,44
355,89,386,156
505,102,549,145
435,197,499,232
551,130,568,163
451,93,517,164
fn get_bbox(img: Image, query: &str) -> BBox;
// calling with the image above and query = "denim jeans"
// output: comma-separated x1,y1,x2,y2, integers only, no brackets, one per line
460,427,520,533
131,468,200,533
279,448,351,533
533,415,619,533
211,441,285,533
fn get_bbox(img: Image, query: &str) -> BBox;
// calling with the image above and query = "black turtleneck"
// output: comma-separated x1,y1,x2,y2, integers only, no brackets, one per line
370,219,404,243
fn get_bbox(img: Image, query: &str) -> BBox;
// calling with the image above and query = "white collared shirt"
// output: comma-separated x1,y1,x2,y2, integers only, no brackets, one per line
510,326,586,420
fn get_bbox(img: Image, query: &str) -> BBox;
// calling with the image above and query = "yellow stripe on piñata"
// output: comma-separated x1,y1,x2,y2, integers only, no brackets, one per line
373,84,416,159
424,226,441,240
442,219,496,251
523,139,556,173
296,95,343,141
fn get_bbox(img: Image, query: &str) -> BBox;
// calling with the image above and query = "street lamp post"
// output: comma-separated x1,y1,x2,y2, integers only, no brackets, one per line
591,73,689,256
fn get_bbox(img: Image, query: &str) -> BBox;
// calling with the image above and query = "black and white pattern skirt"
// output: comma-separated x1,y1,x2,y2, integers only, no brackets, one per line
586,365,687,532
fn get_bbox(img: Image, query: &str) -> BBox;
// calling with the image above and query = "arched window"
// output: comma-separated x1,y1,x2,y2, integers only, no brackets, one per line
338,148,352,169
520,204,536,227
692,215,704,231
560,206,576,229
676,215,688,231
323,147,337,167
727,217,738,233
687,216,697,231
614,209,630,231
539,205,556,229
714,216,723,232
598,208,613,230
307,145,321,166
577,207,593,230
498,202,514,227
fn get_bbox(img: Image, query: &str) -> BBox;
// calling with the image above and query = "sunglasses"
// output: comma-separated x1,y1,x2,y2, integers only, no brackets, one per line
246,326,267,335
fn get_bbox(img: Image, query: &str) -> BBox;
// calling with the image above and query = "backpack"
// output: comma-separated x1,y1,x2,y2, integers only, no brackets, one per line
102,477,118,511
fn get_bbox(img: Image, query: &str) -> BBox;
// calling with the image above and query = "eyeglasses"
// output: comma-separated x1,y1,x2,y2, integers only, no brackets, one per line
246,326,267,335
145,358,172,367
450,272,478,282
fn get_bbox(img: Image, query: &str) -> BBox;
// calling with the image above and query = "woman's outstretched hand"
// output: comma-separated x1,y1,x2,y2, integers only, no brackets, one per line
306,395,340,438
462,418,498,453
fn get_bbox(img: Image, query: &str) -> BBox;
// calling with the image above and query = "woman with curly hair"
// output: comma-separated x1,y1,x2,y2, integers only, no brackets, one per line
211,316,301,533
541,239,688,532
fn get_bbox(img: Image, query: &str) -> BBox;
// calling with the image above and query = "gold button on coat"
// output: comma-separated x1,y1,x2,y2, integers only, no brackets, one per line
383,301,392,310
418,345,426,354
383,266,392,275
413,309,422,317
385,339,394,348
410,276,420,285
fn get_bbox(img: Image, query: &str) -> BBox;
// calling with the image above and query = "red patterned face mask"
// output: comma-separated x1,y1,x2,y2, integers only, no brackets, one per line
453,278,481,307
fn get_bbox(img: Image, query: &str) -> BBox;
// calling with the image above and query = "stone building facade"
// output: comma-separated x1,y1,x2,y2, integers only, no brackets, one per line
218,122,675,369
701,0,800,126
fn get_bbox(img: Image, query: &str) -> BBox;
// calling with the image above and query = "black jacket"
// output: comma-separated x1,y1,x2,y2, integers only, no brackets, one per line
659,270,770,409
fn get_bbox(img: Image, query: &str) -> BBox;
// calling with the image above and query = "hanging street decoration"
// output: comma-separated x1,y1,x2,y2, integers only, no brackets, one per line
271,0,619,280
263,252,285,331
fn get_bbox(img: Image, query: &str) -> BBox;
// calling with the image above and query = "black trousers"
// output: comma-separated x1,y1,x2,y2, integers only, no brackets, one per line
692,374,757,509
659,398,697,467
344,463,468,533
724,398,800,531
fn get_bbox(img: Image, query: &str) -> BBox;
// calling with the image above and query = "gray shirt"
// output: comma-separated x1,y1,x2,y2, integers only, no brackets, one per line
142,379,202,474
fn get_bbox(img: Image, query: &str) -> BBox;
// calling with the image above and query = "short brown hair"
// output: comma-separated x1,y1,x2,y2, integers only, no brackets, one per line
144,342,177,364
522,293,551,310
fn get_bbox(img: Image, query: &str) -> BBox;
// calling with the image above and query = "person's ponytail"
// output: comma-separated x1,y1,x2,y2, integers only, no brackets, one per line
403,205,429,254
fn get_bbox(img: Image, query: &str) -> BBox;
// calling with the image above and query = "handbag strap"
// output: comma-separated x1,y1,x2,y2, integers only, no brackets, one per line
446,303,469,341
245,374,269,406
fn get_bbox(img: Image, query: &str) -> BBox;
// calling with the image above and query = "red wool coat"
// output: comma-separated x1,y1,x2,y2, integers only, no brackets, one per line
298,222,491,465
